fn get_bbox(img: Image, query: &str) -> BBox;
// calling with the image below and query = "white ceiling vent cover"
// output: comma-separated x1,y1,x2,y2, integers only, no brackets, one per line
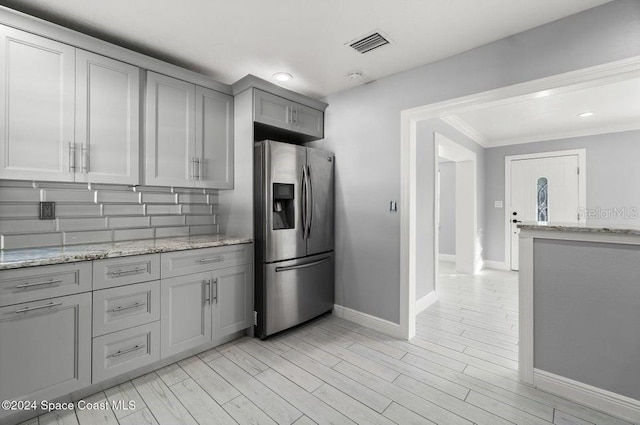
348,31,391,54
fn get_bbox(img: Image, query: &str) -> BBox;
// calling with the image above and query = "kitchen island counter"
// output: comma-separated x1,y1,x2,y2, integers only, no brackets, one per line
0,235,252,270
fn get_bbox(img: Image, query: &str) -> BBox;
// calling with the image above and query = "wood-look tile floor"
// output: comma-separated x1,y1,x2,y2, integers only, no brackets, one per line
24,262,631,425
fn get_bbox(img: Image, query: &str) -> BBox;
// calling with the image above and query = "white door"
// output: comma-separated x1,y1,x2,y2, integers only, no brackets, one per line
195,86,234,189
145,72,196,187
510,154,580,270
75,50,140,184
0,26,75,181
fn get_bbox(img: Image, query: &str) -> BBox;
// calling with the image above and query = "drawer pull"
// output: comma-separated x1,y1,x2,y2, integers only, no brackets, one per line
198,256,224,264
15,302,63,314
108,344,145,358
111,302,145,312
15,279,63,289
109,267,147,276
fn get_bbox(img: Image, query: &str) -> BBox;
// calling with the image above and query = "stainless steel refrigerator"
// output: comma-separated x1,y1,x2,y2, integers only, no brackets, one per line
254,140,334,339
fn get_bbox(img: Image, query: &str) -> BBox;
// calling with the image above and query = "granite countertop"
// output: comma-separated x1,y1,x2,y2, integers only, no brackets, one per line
517,222,640,236
0,235,253,270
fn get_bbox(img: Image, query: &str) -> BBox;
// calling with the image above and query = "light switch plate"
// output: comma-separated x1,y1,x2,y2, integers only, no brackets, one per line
390,201,398,212
39,202,56,220
494,201,503,208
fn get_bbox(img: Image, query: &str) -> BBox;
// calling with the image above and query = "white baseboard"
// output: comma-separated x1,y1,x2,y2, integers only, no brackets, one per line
438,253,456,262
332,304,404,339
534,369,640,424
416,291,438,314
483,260,510,270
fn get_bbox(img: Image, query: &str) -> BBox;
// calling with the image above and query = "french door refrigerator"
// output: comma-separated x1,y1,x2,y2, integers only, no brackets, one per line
254,140,334,339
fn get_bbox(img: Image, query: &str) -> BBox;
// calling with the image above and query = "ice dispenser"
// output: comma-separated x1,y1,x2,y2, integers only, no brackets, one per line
273,183,294,229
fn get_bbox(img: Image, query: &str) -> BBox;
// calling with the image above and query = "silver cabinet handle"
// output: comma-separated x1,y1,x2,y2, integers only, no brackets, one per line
68,142,76,173
81,145,89,173
108,344,145,358
15,279,62,289
204,279,211,305
198,157,204,181
111,302,145,312
15,302,63,314
293,108,298,125
198,256,223,264
190,157,200,180
286,106,292,124
109,267,147,276
213,278,218,303
275,256,330,272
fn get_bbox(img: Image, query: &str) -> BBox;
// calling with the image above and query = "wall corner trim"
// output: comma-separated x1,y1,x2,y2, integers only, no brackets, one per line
534,369,640,424
416,291,438,314
332,305,405,340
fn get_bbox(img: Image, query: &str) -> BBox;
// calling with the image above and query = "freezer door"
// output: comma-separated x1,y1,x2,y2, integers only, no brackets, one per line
263,141,307,262
264,252,334,337
306,147,335,255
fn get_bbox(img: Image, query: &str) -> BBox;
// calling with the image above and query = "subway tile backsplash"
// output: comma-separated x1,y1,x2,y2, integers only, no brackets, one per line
0,180,220,249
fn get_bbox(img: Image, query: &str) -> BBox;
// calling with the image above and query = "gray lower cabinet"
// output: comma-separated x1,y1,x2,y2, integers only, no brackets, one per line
213,264,253,343
92,321,160,382
160,263,253,356
160,271,212,358
0,293,91,406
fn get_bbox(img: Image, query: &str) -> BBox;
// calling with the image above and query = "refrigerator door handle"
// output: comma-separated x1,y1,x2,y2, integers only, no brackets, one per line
301,165,307,239
306,165,313,238
275,256,331,272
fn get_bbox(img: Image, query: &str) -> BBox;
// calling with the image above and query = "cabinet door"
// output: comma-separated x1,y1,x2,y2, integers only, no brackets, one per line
253,89,292,130
212,264,252,342
145,71,196,187
75,50,140,185
160,271,211,358
0,26,75,181
196,86,234,189
0,293,91,405
294,104,324,139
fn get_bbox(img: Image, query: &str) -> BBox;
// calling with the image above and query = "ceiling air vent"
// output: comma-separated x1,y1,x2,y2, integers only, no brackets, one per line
349,31,390,54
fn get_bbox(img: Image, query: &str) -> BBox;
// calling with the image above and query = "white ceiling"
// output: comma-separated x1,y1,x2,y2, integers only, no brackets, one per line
1,0,612,98
441,75,640,147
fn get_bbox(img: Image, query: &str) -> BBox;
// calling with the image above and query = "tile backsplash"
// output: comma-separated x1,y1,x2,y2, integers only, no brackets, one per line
0,180,219,250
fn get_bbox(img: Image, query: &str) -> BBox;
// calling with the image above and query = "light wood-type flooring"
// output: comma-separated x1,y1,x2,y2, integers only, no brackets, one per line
23,262,631,425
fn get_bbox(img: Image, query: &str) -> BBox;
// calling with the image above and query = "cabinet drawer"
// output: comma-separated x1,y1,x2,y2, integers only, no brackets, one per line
0,262,92,307
93,254,160,290
161,244,252,278
92,321,160,383
93,280,160,336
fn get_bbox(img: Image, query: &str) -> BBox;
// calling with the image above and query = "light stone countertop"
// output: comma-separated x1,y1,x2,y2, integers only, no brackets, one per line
0,235,253,270
518,222,640,236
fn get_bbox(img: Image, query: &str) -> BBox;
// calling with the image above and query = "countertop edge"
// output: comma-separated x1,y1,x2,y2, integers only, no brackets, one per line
518,223,640,236
0,237,253,270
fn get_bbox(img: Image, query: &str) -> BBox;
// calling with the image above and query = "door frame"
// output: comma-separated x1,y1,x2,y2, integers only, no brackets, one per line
504,149,587,270
399,55,640,340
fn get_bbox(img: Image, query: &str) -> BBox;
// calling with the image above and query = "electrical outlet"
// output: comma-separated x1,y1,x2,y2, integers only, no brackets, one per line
39,202,55,220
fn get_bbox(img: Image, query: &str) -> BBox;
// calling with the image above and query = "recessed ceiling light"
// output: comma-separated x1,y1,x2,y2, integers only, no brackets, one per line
273,72,293,82
577,111,595,118
348,72,363,80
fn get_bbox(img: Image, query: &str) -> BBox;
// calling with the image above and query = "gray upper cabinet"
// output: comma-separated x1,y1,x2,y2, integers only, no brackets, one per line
146,72,234,189
0,25,141,185
145,71,196,187
254,89,323,139
196,86,234,189
0,26,75,182
0,293,91,413
75,50,140,185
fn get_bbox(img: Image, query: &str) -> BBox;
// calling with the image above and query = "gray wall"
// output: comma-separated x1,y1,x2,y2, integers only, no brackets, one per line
534,238,640,400
314,0,640,324
439,161,456,256
484,129,640,262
